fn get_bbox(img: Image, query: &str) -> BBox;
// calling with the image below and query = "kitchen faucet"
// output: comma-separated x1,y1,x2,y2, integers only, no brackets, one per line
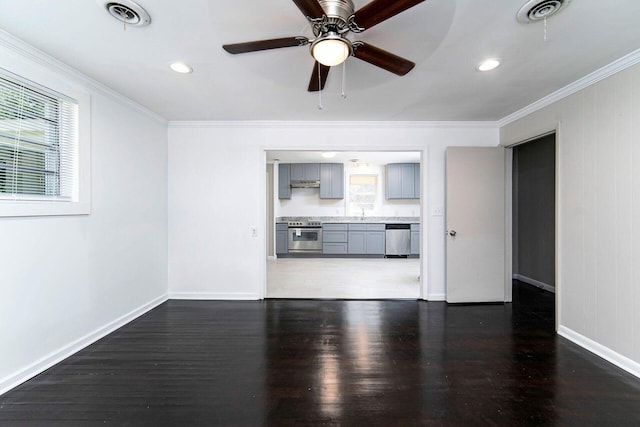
361,208,365,220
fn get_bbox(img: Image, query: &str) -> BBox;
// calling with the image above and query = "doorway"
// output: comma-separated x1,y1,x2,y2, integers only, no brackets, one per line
511,133,556,323
265,150,423,299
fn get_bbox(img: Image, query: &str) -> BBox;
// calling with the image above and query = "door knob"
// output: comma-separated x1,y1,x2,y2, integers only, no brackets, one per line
447,230,457,237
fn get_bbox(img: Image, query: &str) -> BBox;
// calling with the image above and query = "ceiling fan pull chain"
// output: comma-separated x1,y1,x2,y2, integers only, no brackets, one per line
341,61,347,99
317,62,324,110
544,16,547,41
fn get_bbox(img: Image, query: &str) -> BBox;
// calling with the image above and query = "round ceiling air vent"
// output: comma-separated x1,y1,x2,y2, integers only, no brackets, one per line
516,0,569,24
98,0,151,27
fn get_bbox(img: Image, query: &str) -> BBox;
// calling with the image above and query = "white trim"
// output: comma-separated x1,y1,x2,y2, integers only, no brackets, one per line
513,274,555,293
427,293,446,301
504,148,513,303
558,326,640,379
554,123,562,330
168,120,500,129
0,294,168,397
498,48,640,127
169,292,261,300
0,29,166,125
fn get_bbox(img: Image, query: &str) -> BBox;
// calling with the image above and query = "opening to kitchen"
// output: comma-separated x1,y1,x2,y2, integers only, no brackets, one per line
266,151,421,299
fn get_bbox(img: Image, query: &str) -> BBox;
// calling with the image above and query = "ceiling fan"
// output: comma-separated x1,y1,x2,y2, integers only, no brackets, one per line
222,0,426,92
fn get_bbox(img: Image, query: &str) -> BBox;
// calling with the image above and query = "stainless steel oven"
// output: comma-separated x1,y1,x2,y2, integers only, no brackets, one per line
288,220,322,253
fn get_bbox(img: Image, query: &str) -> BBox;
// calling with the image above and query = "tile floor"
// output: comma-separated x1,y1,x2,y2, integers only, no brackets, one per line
267,257,421,299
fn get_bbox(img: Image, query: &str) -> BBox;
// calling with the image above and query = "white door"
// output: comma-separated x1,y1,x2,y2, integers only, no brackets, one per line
446,147,505,303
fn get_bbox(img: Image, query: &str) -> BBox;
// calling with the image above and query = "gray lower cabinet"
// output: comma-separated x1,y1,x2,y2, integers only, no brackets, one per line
387,163,420,199
348,223,385,255
323,224,348,254
320,163,344,199
367,231,386,254
276,223,288,255
410,223,420,255
278,164,291,199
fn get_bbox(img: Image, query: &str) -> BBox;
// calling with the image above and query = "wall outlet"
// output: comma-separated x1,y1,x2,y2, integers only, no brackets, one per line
432,206,444,217
251,227,258,237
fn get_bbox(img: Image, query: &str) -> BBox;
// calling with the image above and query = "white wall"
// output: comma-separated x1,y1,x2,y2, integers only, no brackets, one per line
501,62,640,374
168,122,499,301
275,162,420,218
0,40,168,394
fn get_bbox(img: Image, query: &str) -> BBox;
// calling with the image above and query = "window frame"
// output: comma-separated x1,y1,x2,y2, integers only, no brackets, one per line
0,58,91,218
348,173,378,216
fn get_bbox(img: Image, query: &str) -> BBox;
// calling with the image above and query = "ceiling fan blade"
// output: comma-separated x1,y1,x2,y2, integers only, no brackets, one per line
352,0,425,31
223,37,309,54
292,0,325,20
308,62,331,92
353,42,415,76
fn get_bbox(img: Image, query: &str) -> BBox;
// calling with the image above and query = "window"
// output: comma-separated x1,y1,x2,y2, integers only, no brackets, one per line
349,174,377,215
0,70,78,201
0,62,89,218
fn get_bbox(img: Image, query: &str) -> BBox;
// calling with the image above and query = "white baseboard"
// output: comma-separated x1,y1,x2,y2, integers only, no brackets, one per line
169,292,261,300
558,326,640,379
513,274,555,293
427,293,446,301
0,293,168,397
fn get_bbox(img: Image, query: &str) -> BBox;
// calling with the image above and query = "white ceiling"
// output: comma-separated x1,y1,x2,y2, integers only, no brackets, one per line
0,0,639,121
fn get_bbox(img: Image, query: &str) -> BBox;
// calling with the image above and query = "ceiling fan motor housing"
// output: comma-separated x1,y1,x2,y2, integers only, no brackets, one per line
314,0,354,35
319,0,354,21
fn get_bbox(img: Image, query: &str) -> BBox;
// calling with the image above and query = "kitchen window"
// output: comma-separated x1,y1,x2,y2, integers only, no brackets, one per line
349,174,377,215
0,66,90,217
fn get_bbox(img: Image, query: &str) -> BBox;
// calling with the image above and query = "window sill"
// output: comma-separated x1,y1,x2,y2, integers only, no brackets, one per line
0,200,90,217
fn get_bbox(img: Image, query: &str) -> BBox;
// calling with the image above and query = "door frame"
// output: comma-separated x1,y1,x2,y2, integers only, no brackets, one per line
261,147,428,301
504,127,560,330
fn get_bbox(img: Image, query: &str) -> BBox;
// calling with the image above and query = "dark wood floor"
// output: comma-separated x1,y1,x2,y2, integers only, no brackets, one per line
1,282,639,426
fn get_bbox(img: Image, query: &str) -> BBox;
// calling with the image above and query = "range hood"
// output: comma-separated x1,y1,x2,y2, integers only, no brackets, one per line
290,180,320,188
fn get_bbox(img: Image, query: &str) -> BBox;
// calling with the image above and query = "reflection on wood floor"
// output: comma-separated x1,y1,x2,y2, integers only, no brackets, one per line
2,283,639,425
267,257,421,299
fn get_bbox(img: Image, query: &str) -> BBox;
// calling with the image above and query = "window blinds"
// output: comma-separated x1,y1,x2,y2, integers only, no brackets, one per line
0,70,78,200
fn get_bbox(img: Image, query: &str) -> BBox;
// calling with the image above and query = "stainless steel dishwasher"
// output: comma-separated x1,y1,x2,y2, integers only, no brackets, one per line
385,224,411,256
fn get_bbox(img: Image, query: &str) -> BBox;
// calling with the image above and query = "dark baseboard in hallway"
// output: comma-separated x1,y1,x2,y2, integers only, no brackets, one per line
1,283,639,425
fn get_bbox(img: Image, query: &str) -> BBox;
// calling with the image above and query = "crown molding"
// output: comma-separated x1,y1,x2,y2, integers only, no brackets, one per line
168,120,500,129
497,47,640,127
0,30,167,125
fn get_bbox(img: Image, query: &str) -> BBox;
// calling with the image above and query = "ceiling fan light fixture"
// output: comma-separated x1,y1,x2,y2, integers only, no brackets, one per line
311,34,351,67
477,58,501,72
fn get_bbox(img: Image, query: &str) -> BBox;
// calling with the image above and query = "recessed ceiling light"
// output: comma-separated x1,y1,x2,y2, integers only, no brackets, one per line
170,62,193,74
477,58,501,72
322,152,337,159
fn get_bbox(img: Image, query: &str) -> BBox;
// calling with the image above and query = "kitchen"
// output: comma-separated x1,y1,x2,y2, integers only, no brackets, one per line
267,151,421,299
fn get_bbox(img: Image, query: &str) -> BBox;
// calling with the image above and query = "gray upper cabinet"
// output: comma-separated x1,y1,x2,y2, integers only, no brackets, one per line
413,163,420,198
278,163,291,199
320,163,344,199
291,163,320,181
387,163,420,199
280,163,342,200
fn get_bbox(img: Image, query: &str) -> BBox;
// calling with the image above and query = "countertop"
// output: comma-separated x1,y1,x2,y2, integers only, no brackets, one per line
277,216,420,224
